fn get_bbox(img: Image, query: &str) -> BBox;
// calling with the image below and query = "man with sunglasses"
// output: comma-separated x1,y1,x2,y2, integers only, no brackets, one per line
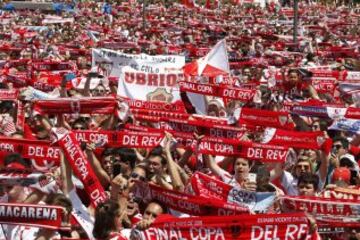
326,136,353,185
128,165,147,189
272,152,328,196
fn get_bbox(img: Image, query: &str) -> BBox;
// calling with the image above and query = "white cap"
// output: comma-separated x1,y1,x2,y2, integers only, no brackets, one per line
340,153,359,172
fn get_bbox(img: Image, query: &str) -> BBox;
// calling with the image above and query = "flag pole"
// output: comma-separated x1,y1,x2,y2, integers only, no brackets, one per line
293,0,299,45
142,0,146,33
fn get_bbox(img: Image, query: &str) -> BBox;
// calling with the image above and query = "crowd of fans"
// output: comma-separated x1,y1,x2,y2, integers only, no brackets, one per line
0,0,360,239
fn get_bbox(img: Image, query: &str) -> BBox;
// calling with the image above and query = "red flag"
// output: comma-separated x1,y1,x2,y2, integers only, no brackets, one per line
182,0,195,8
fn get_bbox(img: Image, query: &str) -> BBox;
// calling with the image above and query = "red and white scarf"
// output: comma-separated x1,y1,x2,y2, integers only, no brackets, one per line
0,202,69,230
133,212,314,240
33,97,118,115
133,181,249,216
234,108,294,130
0,137,61,166
281,195,360,227
52,128,107,207
0,170,59,194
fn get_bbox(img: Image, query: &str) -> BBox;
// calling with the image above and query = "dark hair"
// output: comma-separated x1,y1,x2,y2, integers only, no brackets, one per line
93,200,120,239
288,69,299,76
232,157,253,169
116,148,136,169
45,193,73,238
45,193,73,214
257,183,276,192
4,153,31,169
333,136,349,149
306,53,315,62
149,146,163,156
298,173,319,190
71,118,87,129
0,101,13,112
148,146,167,166
102,148,116,157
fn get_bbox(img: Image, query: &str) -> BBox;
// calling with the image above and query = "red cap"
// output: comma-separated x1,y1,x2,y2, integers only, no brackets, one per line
332,167,351,184
7,162,26,170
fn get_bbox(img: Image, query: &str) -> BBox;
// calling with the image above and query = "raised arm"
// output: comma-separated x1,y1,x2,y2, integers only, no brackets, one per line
85,143,111,187
163,132,184,191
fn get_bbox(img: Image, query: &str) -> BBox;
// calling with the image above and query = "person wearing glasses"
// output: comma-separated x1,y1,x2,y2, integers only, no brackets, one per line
271,152,329,196
128,165,147,190
326,136,353,185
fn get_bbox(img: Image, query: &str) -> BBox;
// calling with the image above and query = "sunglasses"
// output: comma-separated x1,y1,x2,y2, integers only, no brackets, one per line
332,144,343,150
130,172,146,182
73,126,86,130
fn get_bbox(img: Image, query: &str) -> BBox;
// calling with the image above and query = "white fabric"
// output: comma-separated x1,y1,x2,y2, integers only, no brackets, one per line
69,189,95,240
197,39,230,76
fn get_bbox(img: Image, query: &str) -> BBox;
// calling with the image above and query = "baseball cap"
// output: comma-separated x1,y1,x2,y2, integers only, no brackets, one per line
340,154,358,170
332,167,351,184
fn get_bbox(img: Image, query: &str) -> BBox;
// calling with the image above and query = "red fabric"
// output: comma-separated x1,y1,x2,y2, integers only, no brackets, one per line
0,137,60,166
281,195,360,227
179,80,256,102
33,97,118,115
137,212,312,240
56,129,107,207
350,145,360,156
332,167,351,183
0,203,68,230
133,181,249,215
236,107,294,130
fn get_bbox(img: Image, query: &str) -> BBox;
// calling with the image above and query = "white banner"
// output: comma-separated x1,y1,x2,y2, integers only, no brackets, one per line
117,66,182,103
42,18,74,24
92,48,185,76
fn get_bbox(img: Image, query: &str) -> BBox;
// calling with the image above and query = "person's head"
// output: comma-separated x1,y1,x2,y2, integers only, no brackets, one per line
252,164,270,188
147,147,167,175
287,69,300,86
45,193,73,224
233,157,252,182
72,118,87,130
128,165,147,189
115,148,136,177
93,200,124,239
0,101,13,114
242,68,251,77
4,153,30,170
297,173,319,196
101,148,116,177
207,99,226,117
143,201,164,222
332,167,351,187
294,158,313,178
306,53,316,62
339,154,357,169
28,115,49,139
92,84,106,97
274,56,283,66
311,119,321,132
332,136,349,156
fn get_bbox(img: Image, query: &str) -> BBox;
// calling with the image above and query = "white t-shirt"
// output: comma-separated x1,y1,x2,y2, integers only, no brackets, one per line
281,170,325,196
218,168,241,188
280,171,298,196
